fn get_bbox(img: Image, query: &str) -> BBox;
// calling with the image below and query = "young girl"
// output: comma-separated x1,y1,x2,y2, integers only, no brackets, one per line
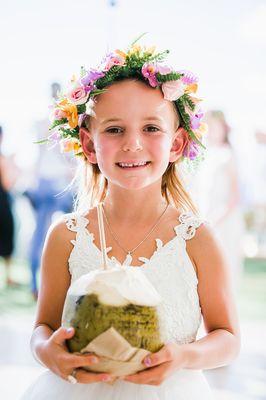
21,42,240,399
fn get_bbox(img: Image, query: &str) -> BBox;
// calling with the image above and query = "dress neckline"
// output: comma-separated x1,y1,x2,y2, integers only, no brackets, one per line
79,213,188,268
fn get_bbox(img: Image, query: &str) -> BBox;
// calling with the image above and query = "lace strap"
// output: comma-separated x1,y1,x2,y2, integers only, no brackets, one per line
176,212,204,240
64,212,89,233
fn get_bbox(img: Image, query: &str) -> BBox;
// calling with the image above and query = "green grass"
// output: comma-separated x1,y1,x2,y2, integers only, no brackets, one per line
237,258,266,321
0,257,266,320
0,259,36,315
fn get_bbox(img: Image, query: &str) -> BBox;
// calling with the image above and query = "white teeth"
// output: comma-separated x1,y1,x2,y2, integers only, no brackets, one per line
118,161,148,168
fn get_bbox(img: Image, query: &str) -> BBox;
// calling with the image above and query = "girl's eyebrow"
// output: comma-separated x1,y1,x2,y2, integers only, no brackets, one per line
143,116,164,122
100,118,122,124
100,116,164,124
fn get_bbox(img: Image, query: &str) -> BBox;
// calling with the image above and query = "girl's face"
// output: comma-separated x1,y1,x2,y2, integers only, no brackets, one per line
80,80,186,191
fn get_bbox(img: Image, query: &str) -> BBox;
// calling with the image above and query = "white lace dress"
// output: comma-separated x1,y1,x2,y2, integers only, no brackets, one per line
21,212,213,400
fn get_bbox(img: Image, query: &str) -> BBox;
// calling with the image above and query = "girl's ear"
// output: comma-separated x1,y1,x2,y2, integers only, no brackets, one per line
79,127,97,164
169,127,189,162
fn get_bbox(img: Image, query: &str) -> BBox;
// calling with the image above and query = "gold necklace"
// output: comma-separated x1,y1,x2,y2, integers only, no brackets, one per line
102,203,169,257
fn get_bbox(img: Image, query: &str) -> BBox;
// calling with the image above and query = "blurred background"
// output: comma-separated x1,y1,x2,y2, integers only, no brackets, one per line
0,0,265,399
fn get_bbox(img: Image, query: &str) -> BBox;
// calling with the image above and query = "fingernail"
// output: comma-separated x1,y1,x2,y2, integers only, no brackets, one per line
91,356,99,364
66,327,73,333
144,357,151,366
101,375,111,382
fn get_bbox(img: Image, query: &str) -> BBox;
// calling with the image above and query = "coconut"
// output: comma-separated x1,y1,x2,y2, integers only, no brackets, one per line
62,268,163,354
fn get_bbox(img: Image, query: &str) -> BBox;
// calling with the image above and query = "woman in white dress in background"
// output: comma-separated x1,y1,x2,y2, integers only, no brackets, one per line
196,110,245,289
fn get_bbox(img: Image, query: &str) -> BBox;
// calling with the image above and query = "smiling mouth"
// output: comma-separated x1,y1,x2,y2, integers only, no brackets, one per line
116,161,151,169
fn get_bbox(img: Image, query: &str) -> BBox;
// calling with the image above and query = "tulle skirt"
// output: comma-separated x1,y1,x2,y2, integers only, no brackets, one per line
20,368,213,399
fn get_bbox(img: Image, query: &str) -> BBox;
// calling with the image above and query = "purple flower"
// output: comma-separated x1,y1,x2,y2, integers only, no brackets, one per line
179,70,198,85
80,69,105,86
183,141,199,160
190,110,204,130
83,82,96,94
48,130,61,142
141,63,158,87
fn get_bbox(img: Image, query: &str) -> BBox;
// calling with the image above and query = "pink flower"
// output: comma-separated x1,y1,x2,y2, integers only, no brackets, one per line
102,52,126,71
157,65,172,75
67,85,89,105
141,63,158,87
161,80,186,101
53,108,67,120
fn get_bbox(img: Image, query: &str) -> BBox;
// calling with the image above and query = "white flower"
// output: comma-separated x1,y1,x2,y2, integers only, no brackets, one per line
85,99,96,117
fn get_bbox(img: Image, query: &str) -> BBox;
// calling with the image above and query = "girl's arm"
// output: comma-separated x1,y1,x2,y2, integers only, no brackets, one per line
124,224,240,385
30,219,112,383
182,224,240,369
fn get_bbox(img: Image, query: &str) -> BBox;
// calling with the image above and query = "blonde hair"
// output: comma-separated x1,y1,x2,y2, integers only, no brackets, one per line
73,159,198,215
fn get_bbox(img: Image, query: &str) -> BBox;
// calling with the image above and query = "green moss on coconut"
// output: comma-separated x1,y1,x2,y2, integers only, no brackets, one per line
65,294,163,353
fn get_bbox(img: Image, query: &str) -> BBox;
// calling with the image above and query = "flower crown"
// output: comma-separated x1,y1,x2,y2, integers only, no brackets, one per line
46,40,207,162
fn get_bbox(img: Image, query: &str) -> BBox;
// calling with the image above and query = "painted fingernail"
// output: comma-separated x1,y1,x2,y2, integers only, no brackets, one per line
144,357,151,366
66,327,73,333
101,375,111,382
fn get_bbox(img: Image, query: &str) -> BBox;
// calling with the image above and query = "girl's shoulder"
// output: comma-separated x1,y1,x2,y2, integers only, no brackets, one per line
185,217,227,278
45,213,78,251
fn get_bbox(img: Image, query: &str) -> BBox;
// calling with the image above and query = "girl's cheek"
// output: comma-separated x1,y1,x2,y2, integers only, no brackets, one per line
95,142,117,170
95,138,114,155
153,138,172,156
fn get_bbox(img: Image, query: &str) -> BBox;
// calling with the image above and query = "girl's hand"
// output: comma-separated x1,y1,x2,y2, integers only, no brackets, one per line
123,342,187,386
40,327,112,384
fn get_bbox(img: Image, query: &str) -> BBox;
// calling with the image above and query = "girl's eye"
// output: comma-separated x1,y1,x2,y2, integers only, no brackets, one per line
106,127,123,134
144,126,160,133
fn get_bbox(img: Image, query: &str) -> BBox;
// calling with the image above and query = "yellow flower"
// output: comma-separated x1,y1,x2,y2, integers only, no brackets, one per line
145,45,156,55
70,74,77,83
58,99,78,129
195,122,208,139
185,83,198,94
73,143,83,155
128,44,141,55
115,49,127,60
190,96,202,105
60,138,81,153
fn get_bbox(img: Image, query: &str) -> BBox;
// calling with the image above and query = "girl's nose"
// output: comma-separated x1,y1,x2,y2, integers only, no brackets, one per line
122,133,143,152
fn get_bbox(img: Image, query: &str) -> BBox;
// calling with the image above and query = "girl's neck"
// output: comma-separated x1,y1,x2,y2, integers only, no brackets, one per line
102,183,168,224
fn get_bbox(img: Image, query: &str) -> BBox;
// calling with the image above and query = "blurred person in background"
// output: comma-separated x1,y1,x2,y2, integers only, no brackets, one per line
195,110,245,289
252,130,266,257
24,83,74,300
0,125,19,287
